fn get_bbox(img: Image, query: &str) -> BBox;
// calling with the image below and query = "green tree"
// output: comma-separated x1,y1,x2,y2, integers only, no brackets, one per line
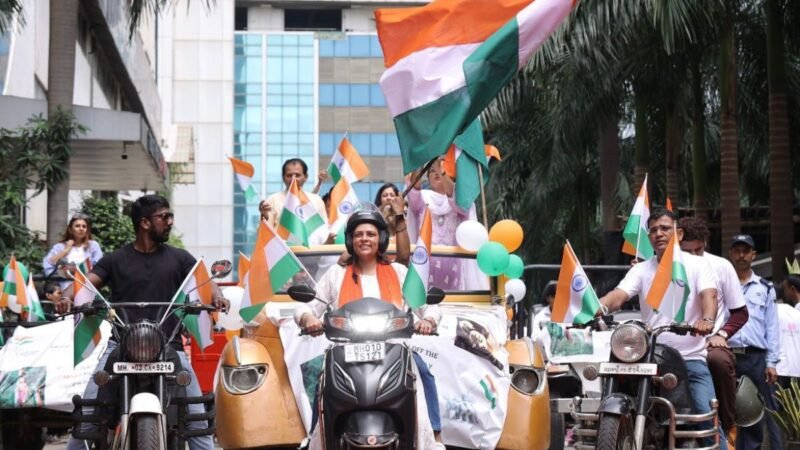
78,197,134,254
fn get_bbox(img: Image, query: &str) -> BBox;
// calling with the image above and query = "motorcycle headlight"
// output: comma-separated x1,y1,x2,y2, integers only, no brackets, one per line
511,368,540,395
350,314,389,333
122,322,165,363
221,364,268,394
610,323,649,363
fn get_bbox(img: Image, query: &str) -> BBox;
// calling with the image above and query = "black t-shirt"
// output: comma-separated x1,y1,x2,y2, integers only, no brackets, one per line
92,243,196,343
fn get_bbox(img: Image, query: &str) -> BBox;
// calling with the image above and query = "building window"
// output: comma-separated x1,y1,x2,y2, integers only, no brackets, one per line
235,7,248,31
319,133,402,157
284,9,342,31
318,83,386,107
319,35,383,58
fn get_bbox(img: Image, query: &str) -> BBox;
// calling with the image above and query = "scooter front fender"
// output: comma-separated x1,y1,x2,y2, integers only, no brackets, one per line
215,329,305,449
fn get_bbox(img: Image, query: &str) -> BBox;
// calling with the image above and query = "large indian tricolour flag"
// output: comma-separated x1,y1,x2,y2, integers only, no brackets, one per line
646,230,690,322
278,178,326,247
241,221,304,322
622,174,654,259
552,241,601,325
403,207,432,310
375,0,574,174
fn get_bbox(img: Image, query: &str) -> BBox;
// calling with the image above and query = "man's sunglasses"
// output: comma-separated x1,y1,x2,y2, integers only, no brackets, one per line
149,212,175,221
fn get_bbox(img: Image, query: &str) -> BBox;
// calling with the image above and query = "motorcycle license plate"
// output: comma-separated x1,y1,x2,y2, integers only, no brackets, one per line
599,362,657,376
113,362,175,374
344,343,385,363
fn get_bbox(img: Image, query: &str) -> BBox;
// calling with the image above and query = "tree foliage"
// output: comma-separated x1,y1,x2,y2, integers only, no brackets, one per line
78,196,135,254
0,109,85,272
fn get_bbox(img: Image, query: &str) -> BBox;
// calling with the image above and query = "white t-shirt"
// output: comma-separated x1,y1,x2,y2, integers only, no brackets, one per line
616,252,717,360
532,307,551,340
293,263,441,325
702,252,747,331
777,303,800,377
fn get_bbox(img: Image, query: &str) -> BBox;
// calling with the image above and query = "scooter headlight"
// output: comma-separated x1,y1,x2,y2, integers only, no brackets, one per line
350,314,389,333
610,323,649,363
511,368,540,395
221,364,268,394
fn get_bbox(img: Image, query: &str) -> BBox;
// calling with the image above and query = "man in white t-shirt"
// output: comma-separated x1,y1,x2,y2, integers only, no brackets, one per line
532,281,557,339
678,217,749,443
778,275,800,382
599,208,718,435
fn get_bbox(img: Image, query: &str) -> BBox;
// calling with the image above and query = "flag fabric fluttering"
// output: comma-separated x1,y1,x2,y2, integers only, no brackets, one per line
622,175,654,259
74,309,106,366
328,177,361,234
238,252,250,288
228,156,259,201
73,266,96,308
24,275,45,322
375,0,574,174
278,178,326,247
645,230,690,322
552,242,602,325
173,260,215,350
1,256,30,314
241,221,304,322
403,207,432,309
328,137,369,185
438,119,490,210
78,257,93,274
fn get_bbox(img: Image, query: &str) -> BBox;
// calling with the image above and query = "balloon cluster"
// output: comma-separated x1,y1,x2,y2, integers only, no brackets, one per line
455,219,527,301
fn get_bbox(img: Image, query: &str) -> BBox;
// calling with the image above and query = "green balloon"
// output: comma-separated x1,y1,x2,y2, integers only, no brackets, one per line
477,242,510,276
504,255,524,279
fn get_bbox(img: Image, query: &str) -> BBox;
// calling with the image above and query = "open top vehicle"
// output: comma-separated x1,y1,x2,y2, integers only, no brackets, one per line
211,243,550,450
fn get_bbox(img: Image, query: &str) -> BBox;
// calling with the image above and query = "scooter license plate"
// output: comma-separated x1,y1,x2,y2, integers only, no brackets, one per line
344,343,385,363
113,362,175,374
599,362,657,376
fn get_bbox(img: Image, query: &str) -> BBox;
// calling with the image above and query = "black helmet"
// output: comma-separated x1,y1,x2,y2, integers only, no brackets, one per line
345,210,390,256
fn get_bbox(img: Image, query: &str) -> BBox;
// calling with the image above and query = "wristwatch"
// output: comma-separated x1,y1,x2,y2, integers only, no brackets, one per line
715,330,729,340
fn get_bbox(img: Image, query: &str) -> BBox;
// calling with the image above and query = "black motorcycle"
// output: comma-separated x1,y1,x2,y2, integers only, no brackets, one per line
288,285,443,450
70,260,231,450
571,320,720,450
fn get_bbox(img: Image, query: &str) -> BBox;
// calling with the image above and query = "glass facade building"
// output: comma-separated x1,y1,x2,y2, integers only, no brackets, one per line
233,32,403,260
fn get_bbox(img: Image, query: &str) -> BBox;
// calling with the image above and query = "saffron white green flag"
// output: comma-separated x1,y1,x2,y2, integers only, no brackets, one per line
328,137,370,184
622,174,654,259
552,241,601,325
25,275,45,322
73,266,96,307
646,230,690,322
228,156,259,201
74,311,106,366
328,177,360,234
403,207,432,310
375,0,574,173
173,260,215,350
278,178,326,246
241,221,304,322
2,256,30,314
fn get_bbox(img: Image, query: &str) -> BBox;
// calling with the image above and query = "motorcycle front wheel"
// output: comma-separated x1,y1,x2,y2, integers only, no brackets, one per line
134,414,160,450
596,414,635,450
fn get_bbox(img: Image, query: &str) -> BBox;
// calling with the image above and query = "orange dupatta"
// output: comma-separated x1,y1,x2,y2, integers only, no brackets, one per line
339,263,403,307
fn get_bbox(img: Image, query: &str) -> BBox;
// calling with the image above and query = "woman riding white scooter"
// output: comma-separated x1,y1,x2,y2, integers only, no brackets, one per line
295,209,445,448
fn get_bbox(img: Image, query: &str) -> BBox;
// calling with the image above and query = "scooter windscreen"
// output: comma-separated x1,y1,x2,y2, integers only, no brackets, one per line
323,297,415,342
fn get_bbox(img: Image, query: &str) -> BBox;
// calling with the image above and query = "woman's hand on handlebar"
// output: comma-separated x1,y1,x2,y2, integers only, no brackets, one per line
299,313,324,337
414,317,437,335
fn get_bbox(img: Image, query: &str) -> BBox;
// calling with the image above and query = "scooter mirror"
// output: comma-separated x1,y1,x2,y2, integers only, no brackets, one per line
210,260,233,279
287,285,318,303
425,287,445,305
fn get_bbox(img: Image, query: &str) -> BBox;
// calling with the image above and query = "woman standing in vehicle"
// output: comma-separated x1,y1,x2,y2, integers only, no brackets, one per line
42,213,103,287
295,210,445,448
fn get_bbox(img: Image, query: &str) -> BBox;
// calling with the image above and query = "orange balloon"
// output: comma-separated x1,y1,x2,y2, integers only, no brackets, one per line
489,220,524,252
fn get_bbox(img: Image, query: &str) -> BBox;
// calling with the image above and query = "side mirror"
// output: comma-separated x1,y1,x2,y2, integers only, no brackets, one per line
287,285,318,303
425,287,445,305
210,260,233,279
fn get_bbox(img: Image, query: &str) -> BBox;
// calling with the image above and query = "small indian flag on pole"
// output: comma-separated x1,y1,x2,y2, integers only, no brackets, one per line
73,266,96,307
74,309,106,366
1,256,29,314
328,137,369,185
24,275,45,322
403,207,432,310
328,177,360,234
228,156,259,201
552,242,601,325
173,260,215,350
278,178,326,247
237,251,250,288
622,174,654,259
241,221,304,322
78,257,92,274
645,228,690,322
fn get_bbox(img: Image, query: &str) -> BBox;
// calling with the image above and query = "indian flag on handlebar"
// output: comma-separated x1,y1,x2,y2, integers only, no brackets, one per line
74,307,107,366
552,242,601,325
240,221,304,322
1,256,45,321
403,207,432,310
173,260,215,351
278,178,326,247
645,228,689,322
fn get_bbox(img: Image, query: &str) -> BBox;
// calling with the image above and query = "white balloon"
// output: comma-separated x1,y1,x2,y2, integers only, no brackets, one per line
505,279,527,303
217,286,244,331
455,220,489,251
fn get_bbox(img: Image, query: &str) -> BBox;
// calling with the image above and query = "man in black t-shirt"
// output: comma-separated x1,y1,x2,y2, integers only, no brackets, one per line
59,194,227,450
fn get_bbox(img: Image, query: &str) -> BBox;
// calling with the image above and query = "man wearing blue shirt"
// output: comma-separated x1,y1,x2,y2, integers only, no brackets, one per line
727,234,782,450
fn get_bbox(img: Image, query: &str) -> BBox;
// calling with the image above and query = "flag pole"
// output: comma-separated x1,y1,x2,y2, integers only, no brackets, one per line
478,165,488,228
401,157,439,197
